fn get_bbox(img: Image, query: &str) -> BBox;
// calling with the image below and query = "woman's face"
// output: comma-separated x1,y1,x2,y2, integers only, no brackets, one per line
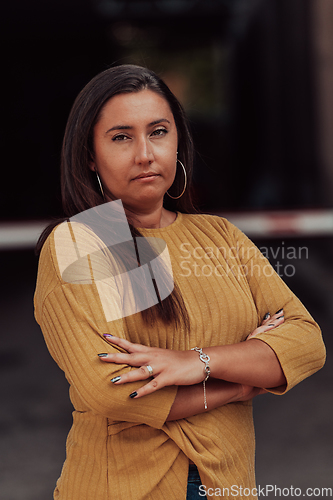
91,89,178,213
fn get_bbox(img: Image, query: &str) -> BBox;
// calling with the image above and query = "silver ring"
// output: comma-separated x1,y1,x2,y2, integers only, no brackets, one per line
146,365,153,377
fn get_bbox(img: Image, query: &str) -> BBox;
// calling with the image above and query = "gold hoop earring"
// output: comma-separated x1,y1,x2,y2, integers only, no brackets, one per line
166,159,187,200
95,170,105,199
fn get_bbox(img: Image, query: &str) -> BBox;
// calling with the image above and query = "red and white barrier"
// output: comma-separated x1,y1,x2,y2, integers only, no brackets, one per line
215,209,333,238
0,221,48,250
0,209,333,249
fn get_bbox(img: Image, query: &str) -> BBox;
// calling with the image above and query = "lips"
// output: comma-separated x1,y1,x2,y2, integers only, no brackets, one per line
133,172,159,180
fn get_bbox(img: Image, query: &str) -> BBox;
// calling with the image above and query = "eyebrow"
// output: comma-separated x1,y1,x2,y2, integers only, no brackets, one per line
105,118,171,135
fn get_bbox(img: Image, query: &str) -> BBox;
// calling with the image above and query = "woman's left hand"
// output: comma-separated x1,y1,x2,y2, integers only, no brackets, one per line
98,336,206,398
246,309,284,340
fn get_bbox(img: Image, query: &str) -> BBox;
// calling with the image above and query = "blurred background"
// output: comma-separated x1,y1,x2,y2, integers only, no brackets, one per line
0,0,332,498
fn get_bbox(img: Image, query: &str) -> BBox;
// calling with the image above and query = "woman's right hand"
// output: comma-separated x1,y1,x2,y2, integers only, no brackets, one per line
246,309,284,340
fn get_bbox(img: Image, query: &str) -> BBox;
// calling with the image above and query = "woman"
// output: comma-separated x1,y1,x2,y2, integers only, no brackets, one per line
34,65,325,500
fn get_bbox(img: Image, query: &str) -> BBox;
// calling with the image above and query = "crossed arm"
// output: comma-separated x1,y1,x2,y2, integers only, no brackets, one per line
98,310,286,421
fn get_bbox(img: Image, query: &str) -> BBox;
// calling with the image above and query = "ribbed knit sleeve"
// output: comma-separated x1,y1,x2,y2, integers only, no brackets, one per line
212,216,326,394
34,224,177,428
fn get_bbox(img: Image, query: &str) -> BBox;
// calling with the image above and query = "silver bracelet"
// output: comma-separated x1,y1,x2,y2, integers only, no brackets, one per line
191,347,211,410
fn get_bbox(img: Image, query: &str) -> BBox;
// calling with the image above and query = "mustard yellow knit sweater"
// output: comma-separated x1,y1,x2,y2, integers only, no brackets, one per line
34,213,325,500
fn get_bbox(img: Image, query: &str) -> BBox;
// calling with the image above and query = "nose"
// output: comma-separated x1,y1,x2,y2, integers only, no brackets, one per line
134,137,154,165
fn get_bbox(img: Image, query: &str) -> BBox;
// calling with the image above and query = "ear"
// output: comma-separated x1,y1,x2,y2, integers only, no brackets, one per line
89,160,96,172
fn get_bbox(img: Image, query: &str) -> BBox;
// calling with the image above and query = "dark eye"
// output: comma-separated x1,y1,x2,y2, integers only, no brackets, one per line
151,128,168,137
112,134,129,141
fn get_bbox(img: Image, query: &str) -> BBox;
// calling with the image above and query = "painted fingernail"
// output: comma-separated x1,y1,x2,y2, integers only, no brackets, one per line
263,313,270,320
111,376,121,383
268,323,275,327
276,309,283,314
103,334,113,338
98,353,108,357
129,391,137,399
276,315,284,319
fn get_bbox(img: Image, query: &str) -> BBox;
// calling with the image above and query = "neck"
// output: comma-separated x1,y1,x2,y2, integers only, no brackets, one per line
125,204,176,229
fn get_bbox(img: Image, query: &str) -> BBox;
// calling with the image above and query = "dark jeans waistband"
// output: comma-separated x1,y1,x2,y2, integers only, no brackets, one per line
187,464,206,499
188,464,201,483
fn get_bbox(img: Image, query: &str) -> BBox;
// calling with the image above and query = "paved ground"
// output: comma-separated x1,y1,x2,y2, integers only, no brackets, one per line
0,238,332,499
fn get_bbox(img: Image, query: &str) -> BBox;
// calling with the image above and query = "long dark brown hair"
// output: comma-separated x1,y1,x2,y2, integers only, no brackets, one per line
37,64,196,329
